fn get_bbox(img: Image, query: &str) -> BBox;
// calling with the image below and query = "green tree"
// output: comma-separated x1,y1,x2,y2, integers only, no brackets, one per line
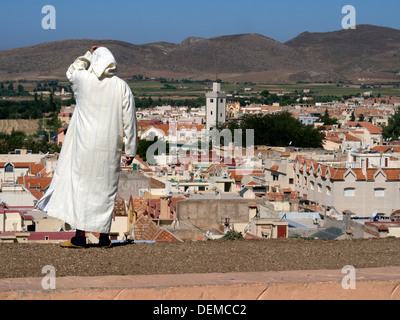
318,108,338,125
137,137,158,161
226,112,324,148
261,90,270,98
383,108,400,140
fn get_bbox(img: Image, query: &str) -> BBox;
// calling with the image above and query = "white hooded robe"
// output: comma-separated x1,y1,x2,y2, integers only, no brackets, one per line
37,47,137,233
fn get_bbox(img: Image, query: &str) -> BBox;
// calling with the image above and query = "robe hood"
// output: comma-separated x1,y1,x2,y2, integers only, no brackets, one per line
89,47,117,78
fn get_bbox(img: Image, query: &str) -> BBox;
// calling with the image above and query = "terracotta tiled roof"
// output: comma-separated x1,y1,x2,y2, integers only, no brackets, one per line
17,175,52,191
371,146,400,153
29,163,46,175
246,180,263,186
0,162,37,168
307,205,323,212
129,196,148,217
382,169,400,181
297,152,400,182
347,122,382,134
132,215,181,242
114,196,127,216
269,165,279,172
327,168,346,181
29,189,44,200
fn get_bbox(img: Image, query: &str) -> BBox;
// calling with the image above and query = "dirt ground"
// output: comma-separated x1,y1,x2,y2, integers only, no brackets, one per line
1,238,400,279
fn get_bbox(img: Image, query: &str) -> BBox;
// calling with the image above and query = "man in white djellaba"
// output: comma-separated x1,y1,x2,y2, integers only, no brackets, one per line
37,46,137,248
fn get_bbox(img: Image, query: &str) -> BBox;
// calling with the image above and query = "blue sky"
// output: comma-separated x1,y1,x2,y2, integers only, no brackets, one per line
0,0,399,50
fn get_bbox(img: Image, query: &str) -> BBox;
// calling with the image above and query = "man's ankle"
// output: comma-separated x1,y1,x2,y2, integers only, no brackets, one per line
99,233,111,245
70,235,86,246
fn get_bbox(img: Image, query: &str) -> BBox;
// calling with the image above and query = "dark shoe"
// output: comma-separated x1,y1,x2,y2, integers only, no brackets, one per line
60,238,86,249
98,235,112,248
98,240,112,248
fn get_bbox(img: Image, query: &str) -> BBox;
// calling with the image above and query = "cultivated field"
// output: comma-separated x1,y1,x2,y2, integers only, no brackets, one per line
127,80,400,100
0,119,39,135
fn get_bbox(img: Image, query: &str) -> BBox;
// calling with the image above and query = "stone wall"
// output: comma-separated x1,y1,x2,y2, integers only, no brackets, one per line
117,171,151,199
177,198,265,230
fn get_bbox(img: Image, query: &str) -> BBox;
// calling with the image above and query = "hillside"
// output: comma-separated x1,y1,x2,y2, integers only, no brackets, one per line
0,25,399,83
285,24,400,82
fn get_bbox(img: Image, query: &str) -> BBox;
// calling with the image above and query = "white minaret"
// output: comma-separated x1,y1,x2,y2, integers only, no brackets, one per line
206,82,227,131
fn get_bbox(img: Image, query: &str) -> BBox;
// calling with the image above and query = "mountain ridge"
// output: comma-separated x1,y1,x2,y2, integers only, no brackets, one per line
1,24,399,83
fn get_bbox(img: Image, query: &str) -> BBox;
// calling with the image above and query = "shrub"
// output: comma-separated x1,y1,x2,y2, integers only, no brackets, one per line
223,230,243,240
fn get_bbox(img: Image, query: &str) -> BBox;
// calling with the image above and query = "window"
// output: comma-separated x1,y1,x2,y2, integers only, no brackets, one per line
210,99,214,103
289,178,294,185
310,181,315,190
344,188,355,197
273,174,278,181
5,163,14,173
374,188,385,197
317,184,322,193
220,99,224,103
210,111,213,115
326,186,331,195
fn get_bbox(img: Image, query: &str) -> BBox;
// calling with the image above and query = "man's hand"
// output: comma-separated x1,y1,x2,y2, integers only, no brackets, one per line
125,156,134,166
90,46,103,54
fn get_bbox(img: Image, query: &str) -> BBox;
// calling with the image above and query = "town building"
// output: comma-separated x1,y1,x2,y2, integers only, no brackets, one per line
206,82,227,131
294,153,400,218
